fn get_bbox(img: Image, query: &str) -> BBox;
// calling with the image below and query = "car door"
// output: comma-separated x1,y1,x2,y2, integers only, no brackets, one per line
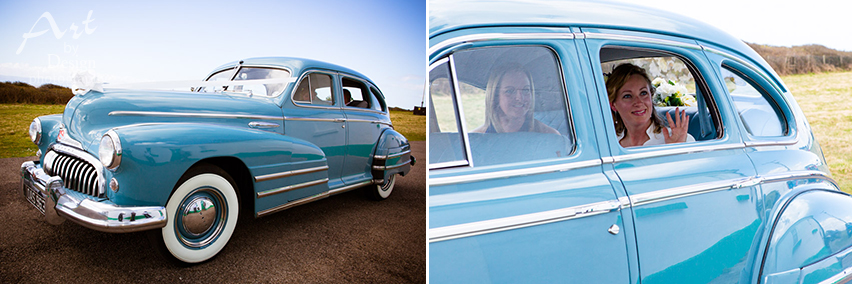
339,75,388,185
427,33,631,283
582,28,764,283
284,70,348,191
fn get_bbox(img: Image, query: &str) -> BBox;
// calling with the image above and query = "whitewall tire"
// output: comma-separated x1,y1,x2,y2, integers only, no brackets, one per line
367,174,396,200
153,165,239,264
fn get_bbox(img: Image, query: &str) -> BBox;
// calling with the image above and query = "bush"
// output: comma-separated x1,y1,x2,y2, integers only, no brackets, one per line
0,81,73,104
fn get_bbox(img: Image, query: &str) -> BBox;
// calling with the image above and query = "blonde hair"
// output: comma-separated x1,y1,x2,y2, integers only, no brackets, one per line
606,63,663,136
483,63,536,133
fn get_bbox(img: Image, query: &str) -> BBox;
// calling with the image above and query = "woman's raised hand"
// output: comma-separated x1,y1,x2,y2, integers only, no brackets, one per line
664,107,690,144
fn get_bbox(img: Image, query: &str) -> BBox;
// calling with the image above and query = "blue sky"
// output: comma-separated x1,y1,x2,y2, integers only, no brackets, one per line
0,0,426,109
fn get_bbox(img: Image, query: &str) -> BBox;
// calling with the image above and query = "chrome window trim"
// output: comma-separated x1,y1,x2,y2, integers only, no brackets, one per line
429,159,600,186
428,160,468,170
449,54,475,168
254,165,329,183
604,143,745,164
429,170,834,242
701,45,783,93
290,70,338,107
109,111,281,121
429,199,621,243
429,32,575,57
341,106,387,115
374,149,411,160
744,140,798,147
49,143,106,196
256,178,329,198
584,32,702,50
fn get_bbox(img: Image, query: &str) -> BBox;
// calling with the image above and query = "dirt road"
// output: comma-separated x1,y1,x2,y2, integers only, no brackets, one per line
0,141,425,283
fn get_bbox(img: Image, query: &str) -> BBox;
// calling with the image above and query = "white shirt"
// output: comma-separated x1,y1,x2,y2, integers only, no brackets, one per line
617,124,695,147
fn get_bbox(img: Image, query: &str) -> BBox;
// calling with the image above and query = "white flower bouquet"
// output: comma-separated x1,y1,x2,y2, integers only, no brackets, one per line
652,77,696,107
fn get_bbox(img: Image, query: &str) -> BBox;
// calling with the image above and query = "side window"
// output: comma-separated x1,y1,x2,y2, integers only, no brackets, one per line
342,77,371,109
293,73,334,106
429,45,573,168
369,87,385,112
600,47,721,148
721,67,786,137
428,59,466,167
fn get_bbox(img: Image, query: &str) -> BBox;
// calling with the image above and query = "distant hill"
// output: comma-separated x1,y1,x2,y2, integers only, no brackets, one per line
747,43,852,75
0,81,73,104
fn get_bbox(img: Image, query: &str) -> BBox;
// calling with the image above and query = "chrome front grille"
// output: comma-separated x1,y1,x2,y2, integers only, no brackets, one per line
46,151,103,198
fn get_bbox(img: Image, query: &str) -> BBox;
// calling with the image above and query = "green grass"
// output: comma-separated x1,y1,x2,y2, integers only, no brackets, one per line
390,109,426,141
0,104,64,158
783,71,852,191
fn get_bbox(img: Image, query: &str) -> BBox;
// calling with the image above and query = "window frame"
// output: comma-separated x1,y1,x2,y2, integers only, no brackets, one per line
290,70,338,109
428,43,577,170
720,61,795,143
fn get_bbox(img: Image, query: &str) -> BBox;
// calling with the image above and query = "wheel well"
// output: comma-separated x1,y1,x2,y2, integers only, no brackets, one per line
194,157,255,219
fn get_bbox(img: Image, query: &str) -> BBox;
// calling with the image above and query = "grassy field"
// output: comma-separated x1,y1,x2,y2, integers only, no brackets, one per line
784,71,852,191
0,104,64,158
0,105,425,158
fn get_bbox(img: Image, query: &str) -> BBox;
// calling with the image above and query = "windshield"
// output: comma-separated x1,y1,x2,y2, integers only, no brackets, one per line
202,67,291,97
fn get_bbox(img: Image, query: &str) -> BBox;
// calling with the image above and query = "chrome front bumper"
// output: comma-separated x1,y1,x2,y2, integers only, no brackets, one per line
20,161,167,233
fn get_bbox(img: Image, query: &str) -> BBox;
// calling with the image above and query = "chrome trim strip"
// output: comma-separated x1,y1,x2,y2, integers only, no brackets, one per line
629,177,756,207
328,180,373,196
372,159,412,170
254,165,329,183
584,32,702,50
429,159,600,186
744,140,797,147
818,265,852,284
283,116,340,123
256,178,329,198
109,111,281,121
345,118,392,126
429,32,574,56
374,149,411,160
248,121,280,129
257,192,329,217
760,170,836,185
605,143,744,164
429,200,621,243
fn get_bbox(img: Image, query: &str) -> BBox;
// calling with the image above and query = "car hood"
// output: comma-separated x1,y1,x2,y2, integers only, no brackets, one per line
61,89,283,151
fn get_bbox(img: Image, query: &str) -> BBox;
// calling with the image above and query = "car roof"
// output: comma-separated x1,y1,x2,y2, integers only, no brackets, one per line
429,0,773,77
209,57,375,85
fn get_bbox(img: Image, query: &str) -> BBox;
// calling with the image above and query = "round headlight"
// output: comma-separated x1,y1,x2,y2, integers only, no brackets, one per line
28,118,41,145
99,130,121,170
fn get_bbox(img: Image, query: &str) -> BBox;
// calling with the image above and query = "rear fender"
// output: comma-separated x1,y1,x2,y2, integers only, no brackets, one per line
756,181,852,284
371,128,412,183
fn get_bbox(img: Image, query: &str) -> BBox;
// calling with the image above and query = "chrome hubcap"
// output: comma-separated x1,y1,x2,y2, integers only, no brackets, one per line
181,196,216,236
176,187,227,248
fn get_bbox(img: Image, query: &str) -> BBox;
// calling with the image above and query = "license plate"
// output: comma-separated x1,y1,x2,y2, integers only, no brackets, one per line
23,182,46,215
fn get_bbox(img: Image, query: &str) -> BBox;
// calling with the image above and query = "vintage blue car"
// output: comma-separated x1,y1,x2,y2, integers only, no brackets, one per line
427,1,849,283
21,57,413,264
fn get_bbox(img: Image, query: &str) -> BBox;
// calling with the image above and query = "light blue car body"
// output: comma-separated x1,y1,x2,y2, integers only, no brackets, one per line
427,1,847,283
23,57,411,231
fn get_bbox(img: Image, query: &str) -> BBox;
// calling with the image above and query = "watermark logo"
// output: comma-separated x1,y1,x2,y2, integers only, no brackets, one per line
16,10,97,55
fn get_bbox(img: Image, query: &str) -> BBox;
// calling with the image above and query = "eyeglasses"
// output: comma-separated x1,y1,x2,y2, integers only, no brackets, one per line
501,86,532,97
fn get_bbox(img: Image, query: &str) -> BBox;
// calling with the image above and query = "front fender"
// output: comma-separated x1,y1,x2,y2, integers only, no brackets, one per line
758,185,852,284
106,123,325,206
371,128,412,182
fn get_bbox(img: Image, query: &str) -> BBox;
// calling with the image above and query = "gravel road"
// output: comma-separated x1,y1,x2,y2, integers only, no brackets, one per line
0,141,425,283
